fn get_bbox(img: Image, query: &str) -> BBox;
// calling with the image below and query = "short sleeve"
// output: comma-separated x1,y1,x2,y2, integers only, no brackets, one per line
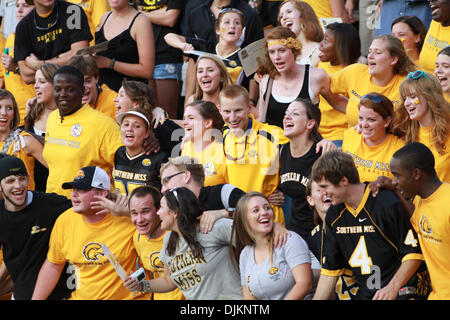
47,213,68,265
284,232,311,270
239,246,251,286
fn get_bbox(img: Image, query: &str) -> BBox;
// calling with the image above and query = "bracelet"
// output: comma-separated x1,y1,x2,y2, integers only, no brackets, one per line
140,280,152,294
109,58,116,70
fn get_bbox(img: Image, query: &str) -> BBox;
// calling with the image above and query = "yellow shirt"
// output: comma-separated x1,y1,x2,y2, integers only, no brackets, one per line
342,129,405,183
181,140,228,186
67,0,110,44
317,61,348,141
419,20,450,74
1,33,36,126
302,0,332,20
411,183,450,300
330,63,405,128
90,83,117,120
0,130,37,191
133,230,184,300
416,125,450,183
223,115,289,225
43,105,123,198
47,210,149,300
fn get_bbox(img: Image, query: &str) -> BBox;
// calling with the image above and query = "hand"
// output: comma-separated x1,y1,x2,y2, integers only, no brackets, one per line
92,54,111,69
124,274,140,292
354,123,362,134
272,222,290,248
152,106,167,128
25,53,43,70
197,210,225,234
368,176,395,197
268,189,284,207
372,284,398,300
316,139,337,154
344,0,355,22
1,52,16,72
143,133,161,155
181,43,194,52
91,191,129,216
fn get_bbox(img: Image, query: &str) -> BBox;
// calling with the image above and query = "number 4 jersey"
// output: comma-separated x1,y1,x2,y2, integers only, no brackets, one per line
321,184,430,300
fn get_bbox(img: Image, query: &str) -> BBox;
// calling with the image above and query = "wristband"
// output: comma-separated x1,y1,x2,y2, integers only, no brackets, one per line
140,280,152,294
109,58,116,70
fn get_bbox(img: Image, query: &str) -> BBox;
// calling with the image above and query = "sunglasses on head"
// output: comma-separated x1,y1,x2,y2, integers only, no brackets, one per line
407,70,428,80
362,94,383,104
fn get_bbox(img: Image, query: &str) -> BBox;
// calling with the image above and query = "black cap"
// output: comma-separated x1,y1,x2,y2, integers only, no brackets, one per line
62,166,110,191
0,156,28,182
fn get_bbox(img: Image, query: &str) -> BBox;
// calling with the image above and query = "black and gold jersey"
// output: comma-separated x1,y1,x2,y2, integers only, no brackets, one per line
321,184,425,300
113,146,168,195
308,224,359,300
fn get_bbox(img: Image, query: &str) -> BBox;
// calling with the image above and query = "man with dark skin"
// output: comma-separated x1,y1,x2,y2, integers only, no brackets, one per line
371,142,450,299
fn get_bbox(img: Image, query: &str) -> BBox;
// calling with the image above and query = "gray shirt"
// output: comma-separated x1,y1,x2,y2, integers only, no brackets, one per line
239,231,311,300
159,218,242,300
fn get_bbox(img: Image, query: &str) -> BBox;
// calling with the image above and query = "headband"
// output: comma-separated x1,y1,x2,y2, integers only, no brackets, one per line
267,37,302,50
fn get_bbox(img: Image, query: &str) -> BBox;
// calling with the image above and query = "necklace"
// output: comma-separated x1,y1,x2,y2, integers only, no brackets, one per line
33,8,59,31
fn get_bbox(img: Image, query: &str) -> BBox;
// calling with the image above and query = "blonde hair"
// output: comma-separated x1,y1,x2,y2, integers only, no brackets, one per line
160,156,205,186
394,73,450,154
193,55,233,101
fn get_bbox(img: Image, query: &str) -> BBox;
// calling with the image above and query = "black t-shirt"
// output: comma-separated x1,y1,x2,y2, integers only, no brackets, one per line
0,191,73,300
113,146,169,193
184,0,264,51
322,184,427,300
138,0,185,65
199,184,245,212
14,0,92,61
279,142,321,241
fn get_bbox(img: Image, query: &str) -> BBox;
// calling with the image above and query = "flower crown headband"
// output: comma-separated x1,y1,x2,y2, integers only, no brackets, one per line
267,37,302,50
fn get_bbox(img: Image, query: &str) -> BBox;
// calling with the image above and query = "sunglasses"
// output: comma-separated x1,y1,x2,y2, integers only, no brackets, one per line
407,70,428,80
169,187,180,203
361,94,383,104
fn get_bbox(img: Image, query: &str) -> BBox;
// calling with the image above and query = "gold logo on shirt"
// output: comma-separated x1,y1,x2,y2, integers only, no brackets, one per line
419,215,432,235
31,226,47,234
83,242,104,261
142,158,151,167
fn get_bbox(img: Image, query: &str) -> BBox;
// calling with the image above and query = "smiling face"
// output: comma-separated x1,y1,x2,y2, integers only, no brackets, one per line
391,22,420,56
0,174,29,212
219,95,249,136
34,70,54,105
318,29,337,63
316,177,348,206
130,194,159,236
306,180,331,221
402,92,432,125
120,114,150,152
245,195,274,238
283,100,312,138
82,75,99,105
367,39,398,77
183,105,209,142
429,0,450,25
70,188,101,215
358,106,390,145
53,73,84,116
389,157,419,200
196,58,222,95
435,53,450,93
114,86,135,117
156,196,177,231
278,2,302,36
216,12,243,44
0,98,15,133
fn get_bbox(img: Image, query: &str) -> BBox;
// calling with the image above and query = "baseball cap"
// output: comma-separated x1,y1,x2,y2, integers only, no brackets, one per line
0,156,28,182
116,110,151,128
62,166,110,191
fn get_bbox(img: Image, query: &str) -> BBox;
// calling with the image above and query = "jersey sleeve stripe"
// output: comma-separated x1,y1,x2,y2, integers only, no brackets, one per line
401,253,424,263
321,268,345,277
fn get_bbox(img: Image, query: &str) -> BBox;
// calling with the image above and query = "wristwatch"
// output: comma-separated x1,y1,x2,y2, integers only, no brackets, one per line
226,208,236,218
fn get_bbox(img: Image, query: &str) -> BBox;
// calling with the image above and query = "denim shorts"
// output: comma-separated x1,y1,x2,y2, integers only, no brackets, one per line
152,63,183,81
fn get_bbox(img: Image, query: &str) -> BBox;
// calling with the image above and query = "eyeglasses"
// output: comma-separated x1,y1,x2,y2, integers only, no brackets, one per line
407,70,428,80
34,10,59,31
361,94,383,104
161,171,185,186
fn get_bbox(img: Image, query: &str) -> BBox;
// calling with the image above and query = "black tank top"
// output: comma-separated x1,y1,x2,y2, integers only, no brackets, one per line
95,12,147,92
264,64,314,128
